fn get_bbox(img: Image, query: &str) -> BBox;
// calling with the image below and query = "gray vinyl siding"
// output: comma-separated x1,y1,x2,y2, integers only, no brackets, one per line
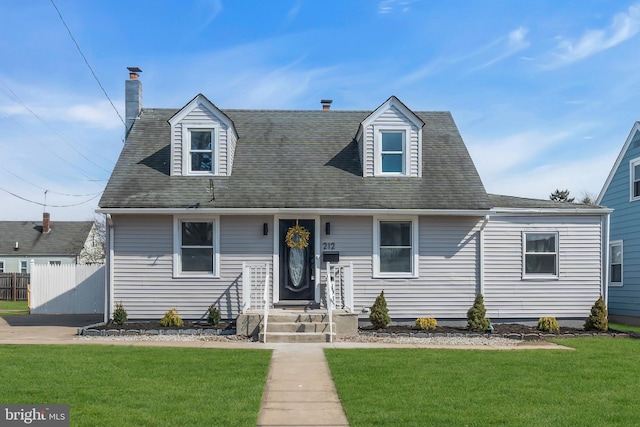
112,214,272,319
320,215,480,319
483,215,602,319
600,129,640,316
362,106,421,177
171,105,232,176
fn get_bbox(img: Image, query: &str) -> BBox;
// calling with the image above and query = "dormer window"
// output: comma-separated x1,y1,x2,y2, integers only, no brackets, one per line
375,126,411,176
381,132,404,173
189,130,214,173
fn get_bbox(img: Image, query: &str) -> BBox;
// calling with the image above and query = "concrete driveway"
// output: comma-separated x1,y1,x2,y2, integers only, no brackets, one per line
0,314,102,344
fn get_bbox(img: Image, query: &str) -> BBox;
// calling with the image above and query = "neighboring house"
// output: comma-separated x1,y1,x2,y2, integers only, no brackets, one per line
0,213,96,273
598,121,640,323
98,69,610,323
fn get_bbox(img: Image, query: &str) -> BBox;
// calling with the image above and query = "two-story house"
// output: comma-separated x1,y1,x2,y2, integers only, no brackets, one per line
598,121,640,324
98,69,609,331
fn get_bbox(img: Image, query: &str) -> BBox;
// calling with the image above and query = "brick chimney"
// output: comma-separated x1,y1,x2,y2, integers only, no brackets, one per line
43,212,51,234
125,67,142,135
321,99,333,110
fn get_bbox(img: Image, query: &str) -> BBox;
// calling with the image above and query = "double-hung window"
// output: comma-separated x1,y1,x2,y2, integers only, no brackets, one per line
174,217,219,277
189,129,215,174
19,260,27,274
631,158,640,200
0,261,4,273
374,217,418,277
523,232,558,277
610,241,623,286
375,127,409,176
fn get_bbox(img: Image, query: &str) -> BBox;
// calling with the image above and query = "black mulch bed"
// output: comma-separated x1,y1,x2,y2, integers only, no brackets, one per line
92,321,234,331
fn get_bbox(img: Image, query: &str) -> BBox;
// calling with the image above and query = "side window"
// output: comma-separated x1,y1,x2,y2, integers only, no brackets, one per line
631,158,640,200
0,260,4,273
610,241,623,286
173,217,220,277
49,261,62,266
19,260,27,274
373,217,418,278
524,232,558,277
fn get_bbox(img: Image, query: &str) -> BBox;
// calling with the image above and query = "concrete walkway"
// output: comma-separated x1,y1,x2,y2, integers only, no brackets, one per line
257,344,349,427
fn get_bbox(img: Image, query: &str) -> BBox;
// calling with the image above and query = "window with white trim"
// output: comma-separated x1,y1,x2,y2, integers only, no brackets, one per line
631,158,640,200
610,241,623,286
0,260,4,273
375,127,410,176
374,217,418,277
19,260,27,274
523,232,558,277
189,129,215,174
173,217,219,277
49,261,61,266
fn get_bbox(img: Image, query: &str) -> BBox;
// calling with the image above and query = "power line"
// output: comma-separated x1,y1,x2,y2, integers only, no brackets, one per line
0,165,104,197
50,0,126,129
0,186,102,208
0,80,114,172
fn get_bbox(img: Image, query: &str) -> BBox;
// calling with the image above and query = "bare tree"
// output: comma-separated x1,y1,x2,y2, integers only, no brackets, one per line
79,214,106,264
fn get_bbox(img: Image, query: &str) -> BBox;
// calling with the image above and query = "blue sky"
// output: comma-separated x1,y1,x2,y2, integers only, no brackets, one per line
1,0,639,220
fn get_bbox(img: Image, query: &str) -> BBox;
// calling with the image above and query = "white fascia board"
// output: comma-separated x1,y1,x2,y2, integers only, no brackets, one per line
491,207,612,215
96,207,493,216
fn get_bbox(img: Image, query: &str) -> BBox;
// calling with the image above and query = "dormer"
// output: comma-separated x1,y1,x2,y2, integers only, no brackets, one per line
356,96,425,177
168,94,238,177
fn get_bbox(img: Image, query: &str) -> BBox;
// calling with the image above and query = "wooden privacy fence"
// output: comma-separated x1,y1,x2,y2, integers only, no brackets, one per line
30,262,105,315
0,273,29,301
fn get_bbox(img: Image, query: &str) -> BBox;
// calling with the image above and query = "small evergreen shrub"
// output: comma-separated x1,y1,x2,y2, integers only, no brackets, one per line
537,317,560,333
584,295,608,332
160,308,184,327
467,294,491,331
415,317,437,331
112,301,127,325
369,290,391,329
207,304,221,326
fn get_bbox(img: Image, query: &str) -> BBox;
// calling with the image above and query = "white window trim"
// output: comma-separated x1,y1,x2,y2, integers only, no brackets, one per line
373,216,419,278
19,260,28,274
609,240,623,287
522,231,559,279
374,125,411,177
630,157,640,201
0,260,4,273
173,215,220,278
182,124,220,176
49,260,62,266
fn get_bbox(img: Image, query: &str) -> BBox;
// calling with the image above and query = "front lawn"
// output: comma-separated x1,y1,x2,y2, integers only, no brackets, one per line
326,338,640,426
0,345,271,426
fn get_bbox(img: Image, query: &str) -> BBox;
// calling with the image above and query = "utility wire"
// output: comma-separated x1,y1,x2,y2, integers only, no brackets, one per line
0,80,114,172
50,0,126,129
0,165,104,197
0,186,102,207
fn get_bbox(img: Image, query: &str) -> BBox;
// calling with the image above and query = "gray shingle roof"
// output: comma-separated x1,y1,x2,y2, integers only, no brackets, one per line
101,106,491,211
0,221,93,256
488,194,605,209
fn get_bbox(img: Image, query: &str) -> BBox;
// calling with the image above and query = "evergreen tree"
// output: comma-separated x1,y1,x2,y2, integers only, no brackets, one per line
550,189,575,203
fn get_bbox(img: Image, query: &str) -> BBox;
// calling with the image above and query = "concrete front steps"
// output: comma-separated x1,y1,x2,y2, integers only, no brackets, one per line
260,311,333,343
236,308,359,343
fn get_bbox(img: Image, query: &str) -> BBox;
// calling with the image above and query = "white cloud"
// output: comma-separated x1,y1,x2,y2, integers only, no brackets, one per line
378,0,417,14
546,3,640,68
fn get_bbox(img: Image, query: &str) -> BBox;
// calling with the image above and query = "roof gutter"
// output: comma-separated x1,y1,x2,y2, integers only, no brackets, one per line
96,207,494,216
491,207,612,215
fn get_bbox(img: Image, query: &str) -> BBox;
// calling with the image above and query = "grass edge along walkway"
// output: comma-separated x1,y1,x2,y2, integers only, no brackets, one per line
325,338,640,427
0,345,272,427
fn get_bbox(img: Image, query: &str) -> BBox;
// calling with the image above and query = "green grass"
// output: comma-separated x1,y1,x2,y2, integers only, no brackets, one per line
0,300,28,315
609,322,640,334
0,345,271,426
326,338,640,426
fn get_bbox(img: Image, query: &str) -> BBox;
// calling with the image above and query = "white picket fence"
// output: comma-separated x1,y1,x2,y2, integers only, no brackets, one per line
29,261,105,315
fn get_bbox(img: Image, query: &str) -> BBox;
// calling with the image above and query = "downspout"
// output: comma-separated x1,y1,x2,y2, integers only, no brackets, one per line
105,214,115,323
602,212,610,308
478,215,490,297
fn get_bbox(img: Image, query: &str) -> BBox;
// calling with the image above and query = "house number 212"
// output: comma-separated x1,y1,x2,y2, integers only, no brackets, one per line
322,242,336,250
